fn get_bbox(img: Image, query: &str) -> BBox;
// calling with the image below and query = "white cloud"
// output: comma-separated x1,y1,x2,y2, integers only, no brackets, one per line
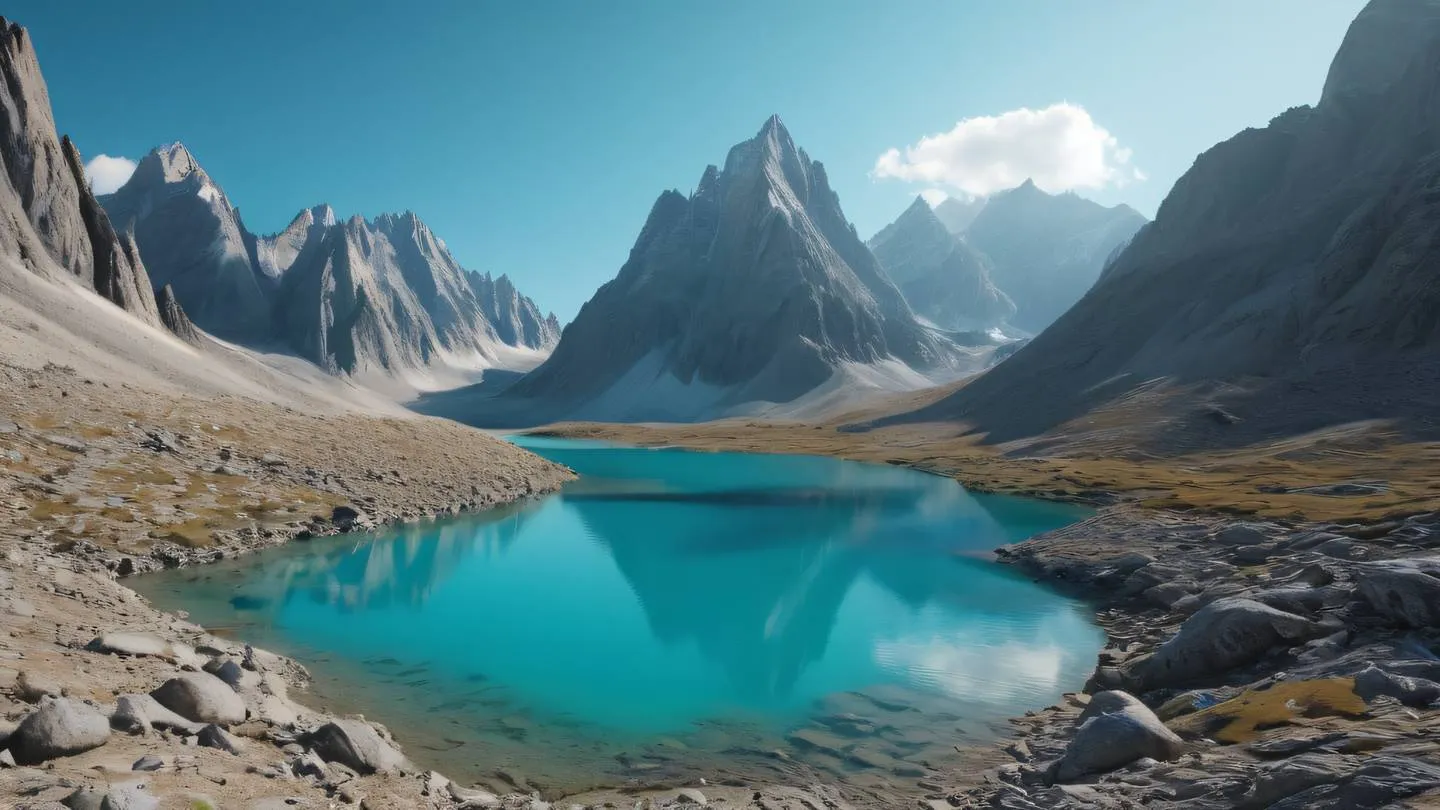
873,103,1142,197
83,154,137,194
918,188,949,207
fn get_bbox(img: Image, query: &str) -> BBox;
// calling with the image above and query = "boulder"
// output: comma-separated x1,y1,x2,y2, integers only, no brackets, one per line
9,698,111,764
1356,557,1440,627
1353,664,1440,707
1127,598,1325,689
150,672,246,726
111,693,204,735
1055,690,1183,781
87,632,199,666
98,781,159,810
306,719,409,774
1215,524,1272,546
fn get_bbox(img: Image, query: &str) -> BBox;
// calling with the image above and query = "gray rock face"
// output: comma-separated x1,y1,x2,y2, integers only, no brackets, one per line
1128,598,1325,689
99,143,261,340
1356,556,1440,627
470,272,560,350
504,116,965,422
154,284,201,344
101,149,556,375
305,719,409,774
869,196,1015,331
9,698,111,764
149,672,246,726
963,180,1145,334
0,19,163,329
1055,690,1183,781
887,0,1440,444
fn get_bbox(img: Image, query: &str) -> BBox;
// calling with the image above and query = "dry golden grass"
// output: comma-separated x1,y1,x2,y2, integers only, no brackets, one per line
1167,679,1367,743
534,421,1440,522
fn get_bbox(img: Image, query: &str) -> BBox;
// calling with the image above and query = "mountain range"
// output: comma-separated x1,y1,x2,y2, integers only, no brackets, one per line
451,116,988,425
99,146,558,381
870,183,1146,336
881,0,1440,448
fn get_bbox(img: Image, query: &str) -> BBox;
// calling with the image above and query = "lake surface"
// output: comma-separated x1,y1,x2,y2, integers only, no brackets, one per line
134,437,1104,799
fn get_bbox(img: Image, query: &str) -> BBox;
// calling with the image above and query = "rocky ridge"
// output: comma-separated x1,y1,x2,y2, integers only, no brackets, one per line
937,508,1440,809
100,148,558,376
896,0,1440,446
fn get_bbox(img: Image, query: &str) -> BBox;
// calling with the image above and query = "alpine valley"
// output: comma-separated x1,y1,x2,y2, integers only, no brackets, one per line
3,3,1440,810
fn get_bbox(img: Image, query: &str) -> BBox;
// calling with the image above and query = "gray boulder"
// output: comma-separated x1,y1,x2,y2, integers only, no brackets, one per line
150,672,246,726
1128,598,1325,689
1353,664,1440,707
9,698,111,764
196,723,244,755
111,693,204,735
1356,557,1440,627
1240,754,1349,809
306,719,409,774
1215,524,1272,547
98,781,159,810
1055,690,1183,782
87,632,198,666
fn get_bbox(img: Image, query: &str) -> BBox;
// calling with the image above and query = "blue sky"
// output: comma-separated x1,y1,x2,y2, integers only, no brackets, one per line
14,0,1364,321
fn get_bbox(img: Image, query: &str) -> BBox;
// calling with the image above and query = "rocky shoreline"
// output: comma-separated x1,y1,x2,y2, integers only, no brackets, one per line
938,507,1440,809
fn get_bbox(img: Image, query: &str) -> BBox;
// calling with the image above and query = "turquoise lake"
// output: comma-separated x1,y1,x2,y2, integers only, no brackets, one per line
133,437,1104,798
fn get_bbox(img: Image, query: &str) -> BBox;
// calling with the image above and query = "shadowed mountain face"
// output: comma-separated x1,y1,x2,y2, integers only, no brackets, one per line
869,196,1015,331
885,0,1440,446
932,197,988,235
963,181,1146,334
497,116,968,423
101,147,557,375
0,17,169,330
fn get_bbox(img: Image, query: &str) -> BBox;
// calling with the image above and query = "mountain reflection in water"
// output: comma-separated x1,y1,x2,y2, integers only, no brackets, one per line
135,438,1102,740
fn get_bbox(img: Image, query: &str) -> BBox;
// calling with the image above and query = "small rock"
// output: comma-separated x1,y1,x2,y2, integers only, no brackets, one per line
674,788,707,805
88,632,198,665
197,723,245,755
151,672,247,726
100,780,160,810
132,754,164,771
448,781,500,808
9,698,111,764
1214,524,1271,546
43,435,87,453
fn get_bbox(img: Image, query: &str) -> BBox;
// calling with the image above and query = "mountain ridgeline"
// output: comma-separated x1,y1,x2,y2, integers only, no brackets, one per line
100,145,558,377
869,184,1146,336
883,0,1440,446
490,116,978,423
0,17,168,331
